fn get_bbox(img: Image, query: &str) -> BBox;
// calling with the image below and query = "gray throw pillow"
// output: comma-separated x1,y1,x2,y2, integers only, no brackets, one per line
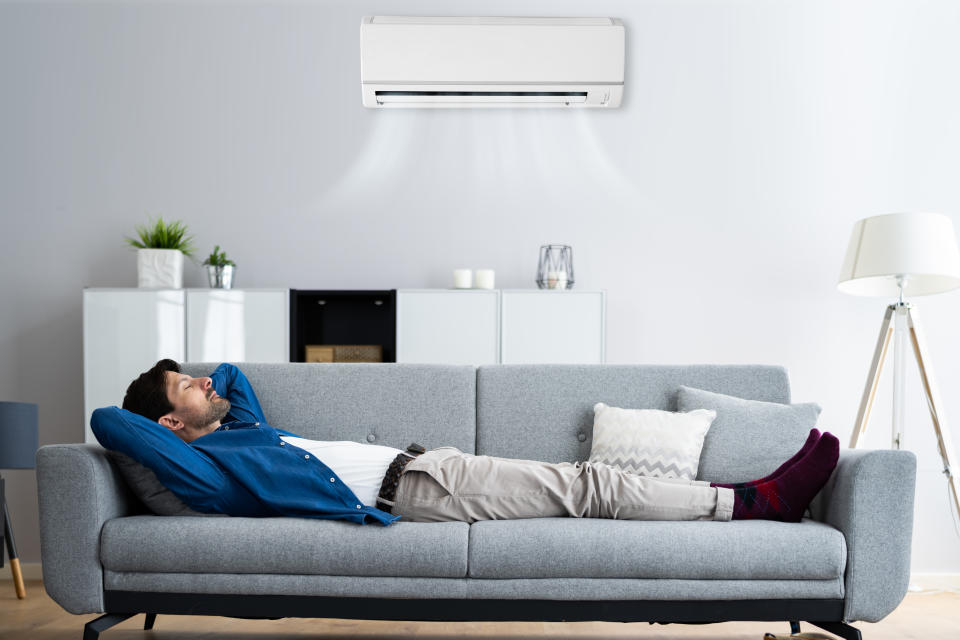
107,450,220,517
676,386,821,484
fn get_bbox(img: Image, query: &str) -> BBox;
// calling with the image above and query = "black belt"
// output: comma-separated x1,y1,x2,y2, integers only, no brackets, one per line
377,443,426,513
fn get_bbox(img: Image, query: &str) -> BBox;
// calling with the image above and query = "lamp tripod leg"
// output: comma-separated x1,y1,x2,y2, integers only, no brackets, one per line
2,497,25,599
851,305,895,448
906,307,960,520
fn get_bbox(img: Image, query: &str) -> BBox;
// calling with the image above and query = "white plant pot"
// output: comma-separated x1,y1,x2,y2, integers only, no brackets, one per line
137,249,184,288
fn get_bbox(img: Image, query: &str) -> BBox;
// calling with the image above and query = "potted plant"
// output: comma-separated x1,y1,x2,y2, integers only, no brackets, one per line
203,245,236,289
124,218,195,288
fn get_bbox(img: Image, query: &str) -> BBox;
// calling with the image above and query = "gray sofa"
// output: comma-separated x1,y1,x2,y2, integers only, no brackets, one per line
36,364,917,640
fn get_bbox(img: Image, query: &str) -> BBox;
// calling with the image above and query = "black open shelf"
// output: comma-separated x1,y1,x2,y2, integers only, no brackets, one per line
289,290,396,363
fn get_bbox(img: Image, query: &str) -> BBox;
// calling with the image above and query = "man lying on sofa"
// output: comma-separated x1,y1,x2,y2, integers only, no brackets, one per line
92,361,839,527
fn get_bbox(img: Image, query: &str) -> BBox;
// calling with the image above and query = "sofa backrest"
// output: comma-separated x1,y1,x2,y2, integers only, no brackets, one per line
181,363,792,480
476,365,791,472
181,363,478,454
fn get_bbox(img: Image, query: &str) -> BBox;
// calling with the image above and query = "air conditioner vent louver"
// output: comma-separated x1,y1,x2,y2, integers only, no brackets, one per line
361,17,625,109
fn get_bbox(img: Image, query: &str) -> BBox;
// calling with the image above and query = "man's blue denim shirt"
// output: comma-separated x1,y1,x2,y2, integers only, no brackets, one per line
91,363,399,526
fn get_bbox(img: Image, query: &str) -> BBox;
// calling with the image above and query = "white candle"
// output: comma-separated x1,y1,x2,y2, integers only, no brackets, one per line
548,270,568,289
475,269,495,289
453,269,473,289
555,270,568,289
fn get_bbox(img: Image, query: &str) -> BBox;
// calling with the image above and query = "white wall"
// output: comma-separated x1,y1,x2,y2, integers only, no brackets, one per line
2,0,959,573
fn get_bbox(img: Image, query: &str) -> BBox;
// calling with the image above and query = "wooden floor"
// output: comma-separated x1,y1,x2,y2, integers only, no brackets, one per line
2,580,958,639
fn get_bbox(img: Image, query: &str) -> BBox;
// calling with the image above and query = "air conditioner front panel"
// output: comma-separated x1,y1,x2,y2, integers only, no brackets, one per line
360,17,625,108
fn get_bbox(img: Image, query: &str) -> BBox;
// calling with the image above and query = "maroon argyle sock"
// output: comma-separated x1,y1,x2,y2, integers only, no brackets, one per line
717,432,839,522
713,428,821,490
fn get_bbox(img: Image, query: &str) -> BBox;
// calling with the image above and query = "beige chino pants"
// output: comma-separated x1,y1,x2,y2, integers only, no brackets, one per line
390,447,734,523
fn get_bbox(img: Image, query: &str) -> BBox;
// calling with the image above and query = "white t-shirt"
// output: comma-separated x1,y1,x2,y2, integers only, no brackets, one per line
279,436,402,508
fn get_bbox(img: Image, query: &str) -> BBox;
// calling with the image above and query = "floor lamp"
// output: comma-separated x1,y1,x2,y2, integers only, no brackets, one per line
838,212,960,521
0,401,38,599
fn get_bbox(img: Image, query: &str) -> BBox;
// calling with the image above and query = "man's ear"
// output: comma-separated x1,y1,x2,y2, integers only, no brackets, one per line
158,414,185,433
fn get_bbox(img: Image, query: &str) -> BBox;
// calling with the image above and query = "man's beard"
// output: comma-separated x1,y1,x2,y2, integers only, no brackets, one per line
192,397,231,430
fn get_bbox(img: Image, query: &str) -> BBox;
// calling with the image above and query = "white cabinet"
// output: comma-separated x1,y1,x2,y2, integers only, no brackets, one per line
83,289,186,444
501,290,605,364
395,289,605,365
83,288,288,443
396,290,500,364
187,289,288,363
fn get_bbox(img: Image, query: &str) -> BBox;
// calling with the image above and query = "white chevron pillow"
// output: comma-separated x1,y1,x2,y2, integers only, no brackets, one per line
589,403,716,480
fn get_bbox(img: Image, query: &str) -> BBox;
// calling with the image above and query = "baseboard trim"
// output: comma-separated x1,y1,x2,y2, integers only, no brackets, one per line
0,561,42,581
909,573,960,591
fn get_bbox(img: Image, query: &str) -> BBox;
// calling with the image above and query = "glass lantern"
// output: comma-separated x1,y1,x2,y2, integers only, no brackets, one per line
536,245,574,289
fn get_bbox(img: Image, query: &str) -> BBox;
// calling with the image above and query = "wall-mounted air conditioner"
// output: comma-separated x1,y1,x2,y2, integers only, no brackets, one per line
360,17,625,108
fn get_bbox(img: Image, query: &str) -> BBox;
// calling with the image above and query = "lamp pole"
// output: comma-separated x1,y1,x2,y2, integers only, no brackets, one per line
892,277,909,450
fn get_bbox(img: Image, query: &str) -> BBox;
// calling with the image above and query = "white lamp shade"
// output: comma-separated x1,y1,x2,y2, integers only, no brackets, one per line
838,212,960,297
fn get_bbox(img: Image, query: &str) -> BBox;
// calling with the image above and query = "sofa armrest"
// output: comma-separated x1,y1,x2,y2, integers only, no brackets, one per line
810,448,916,623
36,444,140,614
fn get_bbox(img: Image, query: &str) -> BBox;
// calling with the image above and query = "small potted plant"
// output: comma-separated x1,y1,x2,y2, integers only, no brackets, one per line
203,245,236,289
125,217,195,288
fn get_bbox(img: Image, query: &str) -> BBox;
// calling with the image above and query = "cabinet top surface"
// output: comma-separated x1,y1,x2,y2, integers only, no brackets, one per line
398,289,605,294
85,288,603,294
84,288,288,292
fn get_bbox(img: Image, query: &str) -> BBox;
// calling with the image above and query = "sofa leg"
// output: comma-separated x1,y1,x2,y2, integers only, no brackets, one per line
808,620,862,640
144,613,157,630
83,613,135,640
790,620,801,634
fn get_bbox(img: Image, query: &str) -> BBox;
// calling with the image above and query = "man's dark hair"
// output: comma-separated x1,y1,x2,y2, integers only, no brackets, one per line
122,359,181,421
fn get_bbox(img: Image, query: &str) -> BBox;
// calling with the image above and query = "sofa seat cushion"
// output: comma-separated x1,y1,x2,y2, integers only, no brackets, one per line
101,516,469,578
468,518,845,580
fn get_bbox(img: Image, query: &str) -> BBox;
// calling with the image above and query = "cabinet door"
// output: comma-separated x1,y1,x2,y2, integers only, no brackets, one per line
186,289,288,363
83,289,185,443
396,290,500,364
501,290,605,364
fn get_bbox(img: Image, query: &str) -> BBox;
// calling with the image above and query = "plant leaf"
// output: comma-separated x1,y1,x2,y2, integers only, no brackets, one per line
125,216,195,257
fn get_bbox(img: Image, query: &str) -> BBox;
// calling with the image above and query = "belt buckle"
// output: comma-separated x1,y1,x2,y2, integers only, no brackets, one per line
406,442,426,455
